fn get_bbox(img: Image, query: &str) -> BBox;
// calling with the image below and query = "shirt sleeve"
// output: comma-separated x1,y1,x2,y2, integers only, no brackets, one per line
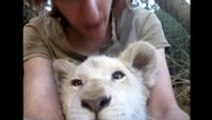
23,17,51,62
138,12,170,49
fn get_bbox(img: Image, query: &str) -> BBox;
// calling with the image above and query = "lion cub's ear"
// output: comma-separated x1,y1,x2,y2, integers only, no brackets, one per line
52,59,75,84
119,41,158,88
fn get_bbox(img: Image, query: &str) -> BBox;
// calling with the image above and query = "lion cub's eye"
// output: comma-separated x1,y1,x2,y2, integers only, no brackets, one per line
71,79,83,86
112,71,125,80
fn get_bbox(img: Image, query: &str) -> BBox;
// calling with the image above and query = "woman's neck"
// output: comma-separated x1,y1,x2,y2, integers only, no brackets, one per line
65,24,112,56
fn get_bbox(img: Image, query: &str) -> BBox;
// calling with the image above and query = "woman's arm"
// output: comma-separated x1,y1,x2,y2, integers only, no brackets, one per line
148,48,190,120
24,57,64,120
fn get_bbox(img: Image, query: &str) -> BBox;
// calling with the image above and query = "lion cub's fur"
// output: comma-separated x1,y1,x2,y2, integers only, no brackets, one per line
53,41,158,120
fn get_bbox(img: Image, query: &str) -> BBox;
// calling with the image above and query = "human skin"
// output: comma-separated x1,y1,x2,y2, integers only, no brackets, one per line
54,0,112,39
148,49,190,120
24,57,64,120
52,0,113,55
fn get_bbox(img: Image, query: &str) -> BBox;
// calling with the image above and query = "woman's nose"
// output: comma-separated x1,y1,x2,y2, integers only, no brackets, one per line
82,0,100,23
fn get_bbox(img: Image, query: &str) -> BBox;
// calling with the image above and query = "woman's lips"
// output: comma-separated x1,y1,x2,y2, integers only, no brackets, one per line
83,22,102,32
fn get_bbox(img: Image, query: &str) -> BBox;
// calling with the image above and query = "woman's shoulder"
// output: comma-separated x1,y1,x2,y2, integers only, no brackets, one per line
24,15,44,29
117,7,160,37
121,7,155,25
117,7,154,30
23,14,64,42
24,14,60,31
131,7,153,16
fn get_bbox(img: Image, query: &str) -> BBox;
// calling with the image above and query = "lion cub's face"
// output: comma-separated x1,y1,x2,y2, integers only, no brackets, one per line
53,41,158,120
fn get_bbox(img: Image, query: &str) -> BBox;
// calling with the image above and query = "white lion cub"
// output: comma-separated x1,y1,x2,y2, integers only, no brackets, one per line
53,41,158,120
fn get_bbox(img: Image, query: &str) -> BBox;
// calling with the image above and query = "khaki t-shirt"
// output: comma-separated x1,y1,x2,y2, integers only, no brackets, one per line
24,7,169,64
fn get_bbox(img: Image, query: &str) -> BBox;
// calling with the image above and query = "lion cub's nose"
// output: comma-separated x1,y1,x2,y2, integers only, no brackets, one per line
81,96,111,112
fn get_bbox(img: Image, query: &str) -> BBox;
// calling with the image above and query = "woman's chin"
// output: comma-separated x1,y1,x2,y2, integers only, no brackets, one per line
84,32,105,39
81,25,106,39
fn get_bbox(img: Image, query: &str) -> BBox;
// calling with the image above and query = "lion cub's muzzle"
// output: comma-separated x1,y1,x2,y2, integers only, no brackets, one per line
81,96,111,113
80,79,112,114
